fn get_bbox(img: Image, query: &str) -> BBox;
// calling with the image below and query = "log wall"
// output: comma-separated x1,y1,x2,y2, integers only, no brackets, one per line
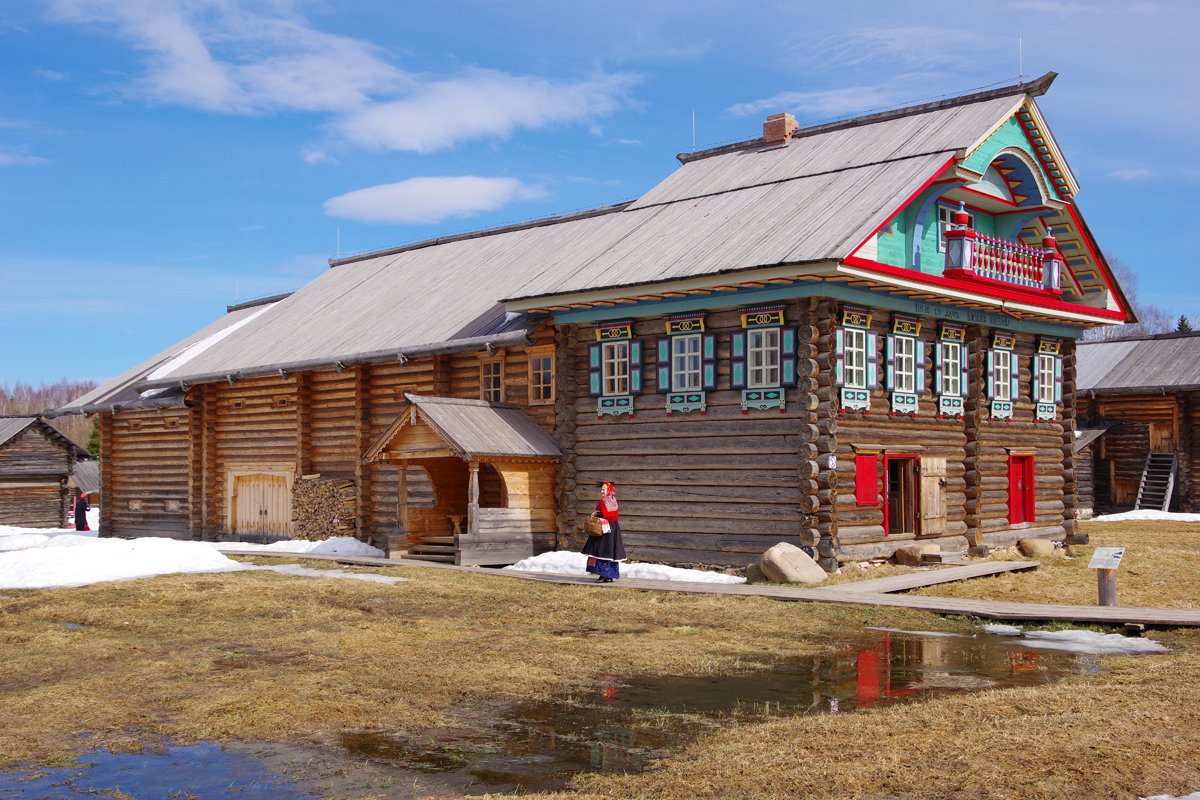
106,409,190,536
0,425,74,528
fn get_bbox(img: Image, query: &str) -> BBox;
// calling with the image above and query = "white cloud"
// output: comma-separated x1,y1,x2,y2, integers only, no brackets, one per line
46,1,634,153
300,147,330,165
1107,168,1154,181
334,70,636,154
324,176,548,225
727,82,911,120
0,148,47,167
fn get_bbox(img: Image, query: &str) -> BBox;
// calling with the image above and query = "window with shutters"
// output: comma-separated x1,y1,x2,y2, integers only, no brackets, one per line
834,306,877,413
892,335,915,393
657,314,715,416
934,323,969,418
1033,337,1063,421
986,331,1019,420
588,321,642,419
731,306,794,413
884,314,925,415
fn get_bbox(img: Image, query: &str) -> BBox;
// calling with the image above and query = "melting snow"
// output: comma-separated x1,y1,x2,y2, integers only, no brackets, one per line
982,623,1167,655
504,550,746,584
1089,510,1200,523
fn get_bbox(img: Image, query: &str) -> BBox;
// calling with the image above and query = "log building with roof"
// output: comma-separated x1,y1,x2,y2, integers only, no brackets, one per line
1076,331,1200,513
0,415,91,528
52,73,1132,568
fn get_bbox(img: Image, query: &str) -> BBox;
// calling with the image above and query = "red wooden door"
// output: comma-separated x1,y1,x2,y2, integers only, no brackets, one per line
1007,455,1035,525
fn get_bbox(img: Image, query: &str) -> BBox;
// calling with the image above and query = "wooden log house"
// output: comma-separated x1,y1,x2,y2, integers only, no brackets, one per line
51,73,1132,568
1076,331,1200,512
0,416,91,528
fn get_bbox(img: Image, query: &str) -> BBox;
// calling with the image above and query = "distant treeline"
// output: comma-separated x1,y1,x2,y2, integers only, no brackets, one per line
0,379,99,449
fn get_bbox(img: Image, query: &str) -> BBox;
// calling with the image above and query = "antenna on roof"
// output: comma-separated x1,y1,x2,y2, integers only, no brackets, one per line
692,109,696,153
1019,31,1024,83
336,226,341,259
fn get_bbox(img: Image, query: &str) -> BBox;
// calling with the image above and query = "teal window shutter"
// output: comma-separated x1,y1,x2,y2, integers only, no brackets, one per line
630,340,643,394
865,330,879,388
915,339,927,393
781,327,797,386
934,340,944,391
834,328,846,386
986,349,996,399
1031,355,1040,402
885,334,896,390
1053,355,1063,402
702,334,717,389
656,338,671,392
959,343,969,395
730,332,747,389
588,344,602,397
1009,351,1020,401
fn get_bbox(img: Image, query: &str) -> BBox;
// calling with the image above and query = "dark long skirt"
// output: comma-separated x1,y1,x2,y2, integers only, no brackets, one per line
581,519,626,579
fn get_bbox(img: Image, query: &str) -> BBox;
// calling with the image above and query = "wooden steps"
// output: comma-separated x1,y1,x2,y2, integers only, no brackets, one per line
1135,452,1177,511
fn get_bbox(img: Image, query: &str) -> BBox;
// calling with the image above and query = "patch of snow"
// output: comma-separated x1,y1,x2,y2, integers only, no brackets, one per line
249,564,406,584
982,623,1024,636
1141,793,1200,800
1018,629,1168,655
215,537,385,558
1090,510,1200,523
504,551,746,584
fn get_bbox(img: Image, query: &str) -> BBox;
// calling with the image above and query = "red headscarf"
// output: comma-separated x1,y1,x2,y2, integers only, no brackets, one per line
600,482,618,513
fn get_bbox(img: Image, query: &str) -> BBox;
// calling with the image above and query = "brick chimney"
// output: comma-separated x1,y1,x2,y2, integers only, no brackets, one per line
762,112,798,145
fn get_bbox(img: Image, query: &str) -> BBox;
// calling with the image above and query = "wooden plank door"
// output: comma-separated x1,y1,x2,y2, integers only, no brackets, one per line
1149,422,1176,453
919,457,947,536
232,473,290,536
884,455,919,536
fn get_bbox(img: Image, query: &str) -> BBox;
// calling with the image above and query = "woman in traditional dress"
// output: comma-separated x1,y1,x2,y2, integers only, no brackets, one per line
74,491,90,531
581,482,626,582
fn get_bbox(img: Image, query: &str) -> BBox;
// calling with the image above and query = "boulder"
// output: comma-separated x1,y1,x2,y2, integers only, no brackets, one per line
1018,537,1056,558
760,542,828,585
745,563,767,584
893,543,940,566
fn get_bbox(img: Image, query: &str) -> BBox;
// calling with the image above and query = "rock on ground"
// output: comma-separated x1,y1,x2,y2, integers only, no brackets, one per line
760,542,827,585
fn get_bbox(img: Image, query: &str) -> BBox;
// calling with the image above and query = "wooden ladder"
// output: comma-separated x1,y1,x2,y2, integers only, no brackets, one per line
1135,452,1177,511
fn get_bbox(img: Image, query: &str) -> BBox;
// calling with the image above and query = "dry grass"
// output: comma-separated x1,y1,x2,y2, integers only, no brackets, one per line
2,521,1198,800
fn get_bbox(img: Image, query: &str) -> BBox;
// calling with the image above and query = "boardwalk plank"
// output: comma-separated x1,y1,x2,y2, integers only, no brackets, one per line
819,561,1040,594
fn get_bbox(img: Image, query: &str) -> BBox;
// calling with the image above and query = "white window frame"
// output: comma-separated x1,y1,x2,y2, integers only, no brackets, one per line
938,203,975,253
992,352,1012,402
843,327,868,389
1037,353,1057,404
671,333,703,392
747,327,781,389
602,341,630,396
892,334,916,393
940,340,962,396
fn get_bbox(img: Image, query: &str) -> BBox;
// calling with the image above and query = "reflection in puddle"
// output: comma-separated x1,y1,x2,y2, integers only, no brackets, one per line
0,629,1110,798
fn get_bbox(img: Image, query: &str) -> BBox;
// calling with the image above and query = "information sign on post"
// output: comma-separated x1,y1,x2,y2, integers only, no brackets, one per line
1088,547,1125,606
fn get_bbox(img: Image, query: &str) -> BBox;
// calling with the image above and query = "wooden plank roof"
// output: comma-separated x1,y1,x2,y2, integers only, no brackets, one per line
0,415,89,458
1077,332,1200,393
364,395,560,462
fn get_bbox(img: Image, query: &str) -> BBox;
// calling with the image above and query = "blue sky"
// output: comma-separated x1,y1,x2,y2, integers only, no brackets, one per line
3,0,1197,384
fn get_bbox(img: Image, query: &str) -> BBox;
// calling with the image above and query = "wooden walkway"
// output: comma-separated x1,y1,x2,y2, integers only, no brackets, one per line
218,549,1200,628
819,561,1040,594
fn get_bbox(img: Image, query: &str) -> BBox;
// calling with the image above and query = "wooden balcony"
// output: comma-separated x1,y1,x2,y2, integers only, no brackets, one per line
944,227,1062,296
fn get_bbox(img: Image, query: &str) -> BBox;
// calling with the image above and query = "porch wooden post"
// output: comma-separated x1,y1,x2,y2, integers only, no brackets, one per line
396,460,408,535
468,460,480,536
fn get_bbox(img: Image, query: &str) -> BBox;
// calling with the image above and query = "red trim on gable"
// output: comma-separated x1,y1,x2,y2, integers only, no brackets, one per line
847,155,958,255
1063,203,1131,322
840,255,1126,321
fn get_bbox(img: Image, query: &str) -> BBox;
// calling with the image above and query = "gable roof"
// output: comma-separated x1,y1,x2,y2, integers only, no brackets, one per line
0,415,90,459
61,74,1122,410
364,395,560,462
1077,332,1200,393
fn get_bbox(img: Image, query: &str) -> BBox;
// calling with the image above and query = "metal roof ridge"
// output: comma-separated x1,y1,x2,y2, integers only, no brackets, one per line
329,201,634,268
677,72,1058,165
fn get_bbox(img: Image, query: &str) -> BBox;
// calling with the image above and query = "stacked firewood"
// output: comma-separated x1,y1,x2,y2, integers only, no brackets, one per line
291,476,356,540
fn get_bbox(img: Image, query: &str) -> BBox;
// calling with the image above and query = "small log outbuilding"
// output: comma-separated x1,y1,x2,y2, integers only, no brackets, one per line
1077,331,1200,511
0,416,91,528
52,74,1135,567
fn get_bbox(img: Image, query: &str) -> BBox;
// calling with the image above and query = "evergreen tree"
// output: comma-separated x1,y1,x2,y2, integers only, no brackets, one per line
87,418,101,457
1178,315,1193,333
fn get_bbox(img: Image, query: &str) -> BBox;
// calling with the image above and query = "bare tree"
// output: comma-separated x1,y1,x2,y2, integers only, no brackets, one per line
1082,253,1172,340
0,379,99,447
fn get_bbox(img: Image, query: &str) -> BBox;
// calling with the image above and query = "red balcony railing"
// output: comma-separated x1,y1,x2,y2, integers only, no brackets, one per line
944,226,1062,295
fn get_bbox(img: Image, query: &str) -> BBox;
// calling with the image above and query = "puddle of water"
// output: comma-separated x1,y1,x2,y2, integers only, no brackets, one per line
55,622,85,630
0,629,1107,799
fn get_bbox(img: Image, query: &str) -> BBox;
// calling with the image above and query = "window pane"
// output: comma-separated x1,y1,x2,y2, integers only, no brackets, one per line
994,354,1010,401
844,328,867,388
603,342,629,395
941,342,960,396
894,335,915,393
672,334,702,391
748,328,780,388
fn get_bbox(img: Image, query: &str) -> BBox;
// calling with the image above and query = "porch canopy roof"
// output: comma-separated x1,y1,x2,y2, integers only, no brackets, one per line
364,394,560,463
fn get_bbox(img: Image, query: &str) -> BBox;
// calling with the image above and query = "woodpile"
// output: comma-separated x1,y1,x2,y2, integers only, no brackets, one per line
291,475,356,540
